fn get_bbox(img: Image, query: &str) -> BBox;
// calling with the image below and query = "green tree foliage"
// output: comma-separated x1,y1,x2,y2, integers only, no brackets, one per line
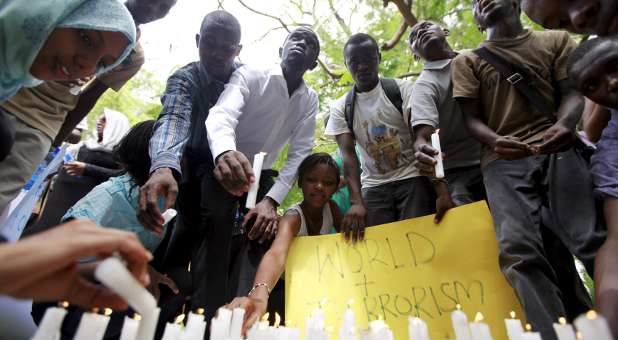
84,69,164,138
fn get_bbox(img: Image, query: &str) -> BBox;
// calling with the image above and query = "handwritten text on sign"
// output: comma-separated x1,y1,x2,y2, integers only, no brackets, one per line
285,201,523,339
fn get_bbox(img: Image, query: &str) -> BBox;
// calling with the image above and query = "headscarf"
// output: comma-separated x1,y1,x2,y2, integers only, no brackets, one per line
0,0,137,101
84,108,130,152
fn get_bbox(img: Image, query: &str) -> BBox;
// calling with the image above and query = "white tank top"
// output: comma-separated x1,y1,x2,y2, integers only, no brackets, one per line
288,202,334,236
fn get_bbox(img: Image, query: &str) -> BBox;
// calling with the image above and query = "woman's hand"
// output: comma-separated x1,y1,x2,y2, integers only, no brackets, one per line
63,161,87,177
225,296,268,335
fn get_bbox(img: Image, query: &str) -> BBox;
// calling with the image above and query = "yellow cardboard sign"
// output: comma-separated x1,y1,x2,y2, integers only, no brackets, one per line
285,201,524,339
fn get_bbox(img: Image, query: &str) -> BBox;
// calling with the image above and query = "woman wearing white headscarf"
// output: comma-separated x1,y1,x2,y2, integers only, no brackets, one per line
30,108,130,233
0,0,137,101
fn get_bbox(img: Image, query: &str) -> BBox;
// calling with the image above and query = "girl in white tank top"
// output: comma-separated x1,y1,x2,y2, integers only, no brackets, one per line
224,153,343,331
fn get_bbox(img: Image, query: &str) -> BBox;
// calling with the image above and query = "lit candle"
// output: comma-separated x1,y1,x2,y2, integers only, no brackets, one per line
340,300,357,340
469,313,494,340
363,317,394,340
119,313,141,340
73,308,111,340
306,301,329,340
451,305,473,340
161,314,184,340
134,307,160,340
574,311,614,340
554,317,577,340
246,152,267,209
229,307,246,340
520,324,543,340
94,257,157,314
31,301,69,340
180,308,207,340
162,208,177,225
408,317,430,340
430,129,445,179
211,307,233,340
504,311,525,340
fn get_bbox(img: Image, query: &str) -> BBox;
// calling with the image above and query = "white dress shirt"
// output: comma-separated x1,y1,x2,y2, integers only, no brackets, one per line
206,65,318,204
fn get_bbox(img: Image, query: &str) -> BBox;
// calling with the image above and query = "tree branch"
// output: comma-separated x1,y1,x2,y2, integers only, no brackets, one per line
328,0,352,36
235,0,341,81
382,0,418,27
381,20,408,50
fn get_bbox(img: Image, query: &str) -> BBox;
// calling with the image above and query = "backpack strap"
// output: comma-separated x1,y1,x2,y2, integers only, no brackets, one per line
472,47,556,122
343,88,357,138
380,77,403,115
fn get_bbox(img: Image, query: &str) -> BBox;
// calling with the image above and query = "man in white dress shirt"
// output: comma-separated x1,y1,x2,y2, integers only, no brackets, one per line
199,26,320,321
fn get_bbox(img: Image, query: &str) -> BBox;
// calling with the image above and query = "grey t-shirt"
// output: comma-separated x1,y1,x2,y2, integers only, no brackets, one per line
411,58,481,170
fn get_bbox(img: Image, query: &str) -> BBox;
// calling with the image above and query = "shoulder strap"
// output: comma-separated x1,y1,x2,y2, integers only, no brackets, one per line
343,88,357,138
472,47,556,122
380,77,403,115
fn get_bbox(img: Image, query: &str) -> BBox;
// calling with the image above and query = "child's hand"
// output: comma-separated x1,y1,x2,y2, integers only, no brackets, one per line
225,296,268,335
492,136,533,160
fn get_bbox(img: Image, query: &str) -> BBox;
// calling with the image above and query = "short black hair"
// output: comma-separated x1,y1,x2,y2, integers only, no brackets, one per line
113,120,155,187
344,33,379,56
297,153,340,188
567,37,611,79
284,26,321,56
200,10,241,42
409,20,439,45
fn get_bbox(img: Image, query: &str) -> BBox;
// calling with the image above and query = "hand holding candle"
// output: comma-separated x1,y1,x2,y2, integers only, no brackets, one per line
430,129,445,179
246,152,267,209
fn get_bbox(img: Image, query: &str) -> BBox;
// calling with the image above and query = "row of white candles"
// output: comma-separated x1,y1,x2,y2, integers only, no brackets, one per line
31,301,615,340
31,255,614,340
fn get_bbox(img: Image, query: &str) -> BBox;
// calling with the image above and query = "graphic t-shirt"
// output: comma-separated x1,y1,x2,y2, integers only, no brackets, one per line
325,79,419,188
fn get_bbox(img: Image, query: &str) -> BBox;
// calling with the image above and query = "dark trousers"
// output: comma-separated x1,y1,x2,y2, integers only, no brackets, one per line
362,176,436,227
188,170,276,326
445,165,486,206
483,149,606,340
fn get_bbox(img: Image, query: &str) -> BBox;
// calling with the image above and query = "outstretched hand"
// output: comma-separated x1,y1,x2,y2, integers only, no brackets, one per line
214,151,254,196
225,296,268,335
0,220,153,309
138,168,178,234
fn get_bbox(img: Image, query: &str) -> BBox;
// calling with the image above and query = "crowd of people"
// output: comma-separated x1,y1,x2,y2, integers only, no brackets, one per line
0,0,617,339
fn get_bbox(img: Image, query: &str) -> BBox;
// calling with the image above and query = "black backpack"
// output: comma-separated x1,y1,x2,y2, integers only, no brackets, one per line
344,77,404,138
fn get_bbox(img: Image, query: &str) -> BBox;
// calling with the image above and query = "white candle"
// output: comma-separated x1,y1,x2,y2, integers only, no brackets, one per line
504,311,525,340
554,317,577,340
134,307,160,340
469,313,494,340
73,309,111,340
31,304,68,340
520,325,543,340
161,322,182,340
451,305,473,340
211,307,233,340
94,257,157,314
162,208,177,225
246,152,267,209
229,307,246,340
180,310,207,340
574,311,614,340
119,314,140,340
408,317,430,340
430,130,445,179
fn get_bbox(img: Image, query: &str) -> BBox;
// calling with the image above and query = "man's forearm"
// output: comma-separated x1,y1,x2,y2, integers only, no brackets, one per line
556,92,584,129
457,98,499,147
337,135,363,205
54,80,109,146
413,125,435,151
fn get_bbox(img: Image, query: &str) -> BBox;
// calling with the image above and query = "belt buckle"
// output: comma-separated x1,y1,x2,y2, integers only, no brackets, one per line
507,73,523,85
